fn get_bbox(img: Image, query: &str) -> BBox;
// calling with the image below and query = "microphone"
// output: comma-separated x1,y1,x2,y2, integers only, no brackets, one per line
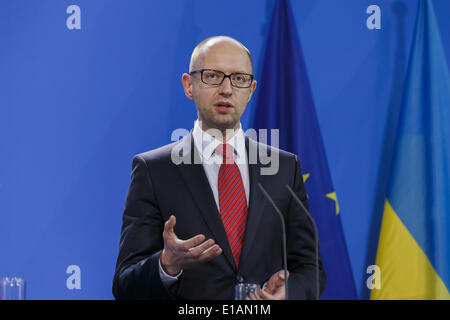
285,184,320,300
257,183,289,300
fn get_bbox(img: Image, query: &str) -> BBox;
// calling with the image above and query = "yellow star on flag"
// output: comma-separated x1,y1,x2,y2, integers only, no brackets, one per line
326,192,340,216
302,173,310,183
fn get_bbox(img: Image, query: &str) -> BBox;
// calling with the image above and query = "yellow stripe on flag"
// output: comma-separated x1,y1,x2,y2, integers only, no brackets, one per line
371,200,450,300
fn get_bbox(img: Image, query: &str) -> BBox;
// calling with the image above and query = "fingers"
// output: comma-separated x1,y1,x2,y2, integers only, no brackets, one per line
164,227,221,262
259,289,276,300
162,215,222,270
180,232,221,260
183,234,206,250
270,270,289,285
186,239,222,262
164,216,206,249
260,285,287,300
186,238,214,255
260,271,288,300
277,270,290,281
195,243,222,262
163,215,177,238
264,269,289,297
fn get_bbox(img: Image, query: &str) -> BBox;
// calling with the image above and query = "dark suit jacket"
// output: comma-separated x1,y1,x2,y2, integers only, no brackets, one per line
113,132,326,300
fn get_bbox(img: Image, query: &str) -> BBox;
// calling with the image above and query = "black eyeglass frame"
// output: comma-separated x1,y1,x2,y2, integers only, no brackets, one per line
189,69,254,88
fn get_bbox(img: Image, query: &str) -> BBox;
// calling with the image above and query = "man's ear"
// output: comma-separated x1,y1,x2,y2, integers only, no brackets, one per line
182,73,194,100
247,80,257,102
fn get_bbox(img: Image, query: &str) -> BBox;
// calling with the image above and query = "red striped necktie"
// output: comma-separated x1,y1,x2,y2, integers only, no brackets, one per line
217,143,248,267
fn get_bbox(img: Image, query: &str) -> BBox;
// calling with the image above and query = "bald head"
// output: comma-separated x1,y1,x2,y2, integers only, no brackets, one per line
189,36,253,73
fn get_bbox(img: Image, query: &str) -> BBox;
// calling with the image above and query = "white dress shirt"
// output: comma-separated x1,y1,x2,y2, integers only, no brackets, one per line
192,120,250,208
159,120,250,287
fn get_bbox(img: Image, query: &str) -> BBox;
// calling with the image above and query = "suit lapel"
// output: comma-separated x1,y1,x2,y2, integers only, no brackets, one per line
239,137,266,268
175,133,237,271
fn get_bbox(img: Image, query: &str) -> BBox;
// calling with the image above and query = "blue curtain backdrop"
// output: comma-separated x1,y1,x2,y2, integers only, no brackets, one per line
1,0,449,299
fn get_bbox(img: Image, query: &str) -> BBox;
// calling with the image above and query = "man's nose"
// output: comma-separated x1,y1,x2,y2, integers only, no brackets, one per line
218,76,233,96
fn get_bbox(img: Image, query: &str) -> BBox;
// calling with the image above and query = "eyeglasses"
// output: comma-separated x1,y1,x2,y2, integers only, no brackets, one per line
190,69,254,88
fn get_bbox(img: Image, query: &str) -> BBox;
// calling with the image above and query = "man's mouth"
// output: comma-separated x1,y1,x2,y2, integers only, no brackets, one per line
214,101,234,113
214,101,234,109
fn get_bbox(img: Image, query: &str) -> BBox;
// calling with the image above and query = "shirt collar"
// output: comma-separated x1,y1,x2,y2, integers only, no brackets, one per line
192,120,246,162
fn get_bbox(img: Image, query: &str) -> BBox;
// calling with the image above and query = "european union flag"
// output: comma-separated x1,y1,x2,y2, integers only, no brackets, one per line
372,0,450,299
251,0,357,299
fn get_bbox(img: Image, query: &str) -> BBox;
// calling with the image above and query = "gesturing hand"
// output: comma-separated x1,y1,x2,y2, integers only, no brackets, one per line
247,270,290,300
160,215,222,276
260,270,289,300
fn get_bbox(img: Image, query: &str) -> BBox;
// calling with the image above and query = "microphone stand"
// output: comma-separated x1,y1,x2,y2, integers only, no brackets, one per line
258,183,288,300
285,184,320,300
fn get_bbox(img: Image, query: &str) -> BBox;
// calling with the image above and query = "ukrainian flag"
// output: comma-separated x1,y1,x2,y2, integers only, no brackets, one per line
372,0,450,300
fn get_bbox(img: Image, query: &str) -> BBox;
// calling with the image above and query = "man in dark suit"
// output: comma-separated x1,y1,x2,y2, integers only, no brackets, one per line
113,36,326,300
